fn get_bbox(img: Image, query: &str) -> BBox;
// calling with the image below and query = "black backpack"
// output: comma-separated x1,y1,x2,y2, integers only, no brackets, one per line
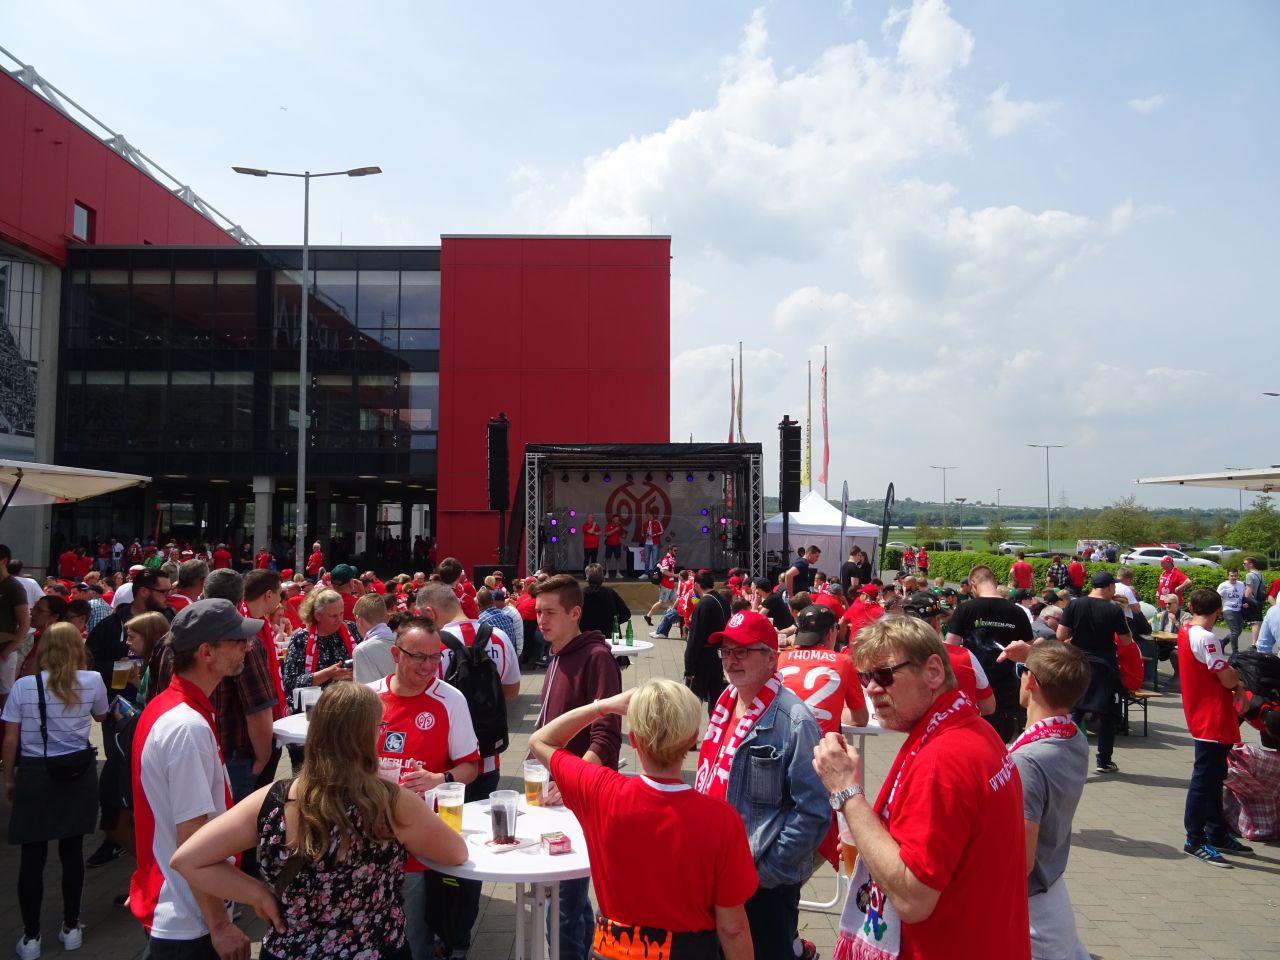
102,707,143,810
1230,650,1280,729
440,624,509,756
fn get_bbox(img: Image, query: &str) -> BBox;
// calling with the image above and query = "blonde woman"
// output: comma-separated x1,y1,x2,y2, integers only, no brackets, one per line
125,611,172,707
2,623,109,957
281,588,355,710
172,682,466,960
528,680,756,960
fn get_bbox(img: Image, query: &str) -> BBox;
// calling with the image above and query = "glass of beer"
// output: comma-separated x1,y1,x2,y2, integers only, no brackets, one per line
489,790,520,844
436,782,465,832
837,812,858,876
111,660,133,691
523,759,548,806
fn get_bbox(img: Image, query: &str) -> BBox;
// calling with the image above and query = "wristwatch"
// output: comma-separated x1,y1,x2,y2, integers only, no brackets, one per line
829,784,863,810
443,771,455,784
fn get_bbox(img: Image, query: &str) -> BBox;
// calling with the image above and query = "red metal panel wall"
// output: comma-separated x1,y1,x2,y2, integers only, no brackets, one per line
437,236,671,574
0,73,240,264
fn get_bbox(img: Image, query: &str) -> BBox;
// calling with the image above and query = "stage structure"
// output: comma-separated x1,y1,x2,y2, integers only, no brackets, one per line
520,444,764,578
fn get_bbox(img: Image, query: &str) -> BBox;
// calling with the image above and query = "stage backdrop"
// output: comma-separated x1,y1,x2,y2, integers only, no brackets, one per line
540,473,737,573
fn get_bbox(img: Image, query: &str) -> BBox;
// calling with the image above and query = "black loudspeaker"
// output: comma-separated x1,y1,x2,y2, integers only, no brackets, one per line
779,416,802,512
487,413,510,511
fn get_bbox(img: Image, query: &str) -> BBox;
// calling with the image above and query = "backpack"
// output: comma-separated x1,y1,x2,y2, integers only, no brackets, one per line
439,624,509,756
103,706,143,810
1230,650,1280,729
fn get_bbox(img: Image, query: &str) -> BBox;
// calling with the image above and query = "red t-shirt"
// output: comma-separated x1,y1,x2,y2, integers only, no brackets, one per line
58,551,78,578
810,592,845,617
943,644,992,703
371,676,480,870
1158,567,1189,604
583,521,601,549
340,591,358,622
306,551,324,576
1177,625,1240,744
284,595,304,630
1010,561,1034,589
514,592,536,622
551,750,757,931
1117,638,1144,693
840,600,884,643
452,582,480,620
255,551,272,570
604,522,623,546
212,549,232,570
1067,560,1086,588
866,712,1028,959
777,646,865,736
167,593,192,614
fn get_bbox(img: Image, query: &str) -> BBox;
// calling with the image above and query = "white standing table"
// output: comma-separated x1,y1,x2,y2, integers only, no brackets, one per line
417,798,591,960
607,639,654,658
272,712,309,747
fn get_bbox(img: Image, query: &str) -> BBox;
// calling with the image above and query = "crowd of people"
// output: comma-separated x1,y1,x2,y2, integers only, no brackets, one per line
1,534,1278,960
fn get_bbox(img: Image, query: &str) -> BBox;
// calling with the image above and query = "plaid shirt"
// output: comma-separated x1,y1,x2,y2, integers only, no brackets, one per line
1045,562,1069,588
211,635,285,761
1224,743,1280,841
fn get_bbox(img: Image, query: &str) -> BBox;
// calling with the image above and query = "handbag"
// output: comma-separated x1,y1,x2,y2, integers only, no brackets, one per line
35,673,97,782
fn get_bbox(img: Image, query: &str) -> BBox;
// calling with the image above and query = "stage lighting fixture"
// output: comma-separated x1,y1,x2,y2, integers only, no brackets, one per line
686,473,694,482
700,508,709,516
719,517,728,525
582,472,590,483
707,472,715,481
561,472,569,483
719,533,728,542
569,510,577,518
665,473,673,483
645,472,653,482
550,535,559,544
701,526,710,534
603,473,611,483
569,527,578,535
549,518,558,527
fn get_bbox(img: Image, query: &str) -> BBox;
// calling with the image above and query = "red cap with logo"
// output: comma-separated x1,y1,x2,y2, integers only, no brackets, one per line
709,610,779,651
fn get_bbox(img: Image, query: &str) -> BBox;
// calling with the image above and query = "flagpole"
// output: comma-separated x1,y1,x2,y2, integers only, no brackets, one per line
729,358,736,443
823,344,829,500
737,341,746,442
805,360,813,491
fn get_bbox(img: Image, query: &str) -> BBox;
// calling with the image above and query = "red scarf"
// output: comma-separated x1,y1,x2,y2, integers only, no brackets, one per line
1008,714,1077,754
304,620,354,674
241,602,288,719
694,673,783,801
876,688,978,821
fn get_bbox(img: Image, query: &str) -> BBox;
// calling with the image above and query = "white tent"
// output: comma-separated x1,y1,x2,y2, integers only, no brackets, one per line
0,459,149,520
764,490,880,577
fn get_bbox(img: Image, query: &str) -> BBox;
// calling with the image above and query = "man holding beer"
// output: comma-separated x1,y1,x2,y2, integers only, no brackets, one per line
370,616,479,960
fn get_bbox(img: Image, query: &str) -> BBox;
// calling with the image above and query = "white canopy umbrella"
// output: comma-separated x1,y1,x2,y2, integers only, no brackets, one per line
764,490,880,577
0,459,150,520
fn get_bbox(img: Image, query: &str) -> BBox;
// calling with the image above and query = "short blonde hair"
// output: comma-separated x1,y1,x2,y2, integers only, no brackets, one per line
299,588,342,625
853,615,956,691
627,679,704,767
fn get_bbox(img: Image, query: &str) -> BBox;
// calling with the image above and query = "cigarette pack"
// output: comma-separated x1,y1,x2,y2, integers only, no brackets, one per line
540,831,571,855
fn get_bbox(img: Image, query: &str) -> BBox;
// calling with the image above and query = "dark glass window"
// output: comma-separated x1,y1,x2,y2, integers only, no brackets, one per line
400,272,440,328
214,270,257,350
130,270,170,350
84,270,129,348
172,270,215,348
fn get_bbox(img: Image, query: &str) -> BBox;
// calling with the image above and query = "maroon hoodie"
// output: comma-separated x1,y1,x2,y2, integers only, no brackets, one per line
535,629,622,769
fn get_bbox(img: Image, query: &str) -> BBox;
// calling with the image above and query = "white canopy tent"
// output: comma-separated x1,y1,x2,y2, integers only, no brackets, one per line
764,490,880,578
0,459,149,521
1136,466,1280,494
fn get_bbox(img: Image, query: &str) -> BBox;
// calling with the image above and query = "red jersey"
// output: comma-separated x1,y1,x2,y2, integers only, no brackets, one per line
1067,560,1086,588
1158,567,1190,604
1010,560,1034,590
306,551,324,576
167,593,193,614
551,749,757,932
583,520,601,549
915,549,929,569
371,676,480,871
254,551,271,570
810,592,845,617
453,582,479,620
340,591,358,622
604,521,624,546
1177,625,1240,744
943,644,992,703
58,551,78,578
212,549,232,570
777,646,865,736
840,599,884,643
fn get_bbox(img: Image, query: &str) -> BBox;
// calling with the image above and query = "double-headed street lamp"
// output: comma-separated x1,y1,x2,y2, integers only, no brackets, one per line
232,165,382,567
1028,443,1065,553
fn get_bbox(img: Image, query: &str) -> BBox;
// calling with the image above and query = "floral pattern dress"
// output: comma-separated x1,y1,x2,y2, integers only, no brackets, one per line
281,623,360,712
257,779,408,959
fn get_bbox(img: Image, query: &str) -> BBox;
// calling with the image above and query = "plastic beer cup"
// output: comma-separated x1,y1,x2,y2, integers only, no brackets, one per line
489,790,519,843
837,812,858,876
111,660,132,691
436,782,465,832
523,759,548,806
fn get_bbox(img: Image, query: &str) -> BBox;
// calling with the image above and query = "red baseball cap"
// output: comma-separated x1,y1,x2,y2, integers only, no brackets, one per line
1160,556,1174,566
860,584,881,598
710,611,779,651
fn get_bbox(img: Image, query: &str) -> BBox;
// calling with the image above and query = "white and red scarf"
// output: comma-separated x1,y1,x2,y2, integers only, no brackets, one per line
303,620,354,674
837,689,978,960
1008,714,1077,755
694,673,783,801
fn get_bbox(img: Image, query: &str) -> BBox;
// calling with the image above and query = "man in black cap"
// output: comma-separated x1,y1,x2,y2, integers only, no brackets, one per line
330,563,360,622
777,605,867,735
1059,572,1132,774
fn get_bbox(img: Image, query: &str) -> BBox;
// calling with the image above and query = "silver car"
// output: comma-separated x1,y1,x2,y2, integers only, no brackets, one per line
1120,547,1219,569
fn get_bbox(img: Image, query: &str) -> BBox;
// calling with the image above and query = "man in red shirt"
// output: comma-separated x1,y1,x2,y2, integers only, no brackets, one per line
371,616,480,958
602,514,625,579
581,513,602,567
1178,587,1250,866
1066,555,1086,596
1009,552,1035,591
253,547,272,570
437,557,479,620
814,615,1030,960
778,605,867,735
839,584,884,649
305,542,324,577
1158,556,1190,607
210,544,232,570
329,564,360,621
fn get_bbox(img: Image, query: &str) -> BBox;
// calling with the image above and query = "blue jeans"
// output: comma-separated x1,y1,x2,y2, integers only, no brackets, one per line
654,606,681,637
642,544,659,573
1184,740,1232,846
549,876,594,960
743,882,802,960
401,872,435,960
224,756,259,803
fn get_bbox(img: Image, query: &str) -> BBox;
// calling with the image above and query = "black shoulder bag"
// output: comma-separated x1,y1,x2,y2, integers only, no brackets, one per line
35,673,98,781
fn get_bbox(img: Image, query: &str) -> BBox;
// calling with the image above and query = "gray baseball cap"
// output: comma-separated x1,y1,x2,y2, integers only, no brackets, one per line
170,598,263,652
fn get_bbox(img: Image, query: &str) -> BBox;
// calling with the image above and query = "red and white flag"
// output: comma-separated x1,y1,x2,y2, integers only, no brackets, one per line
818,360,829,485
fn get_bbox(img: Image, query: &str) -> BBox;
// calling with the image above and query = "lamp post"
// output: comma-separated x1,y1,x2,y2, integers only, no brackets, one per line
232,164,382,568
955,497,967,549
929,465,956,531
996,488,1002,520
1028,444,1065,553
1223,466,1248,516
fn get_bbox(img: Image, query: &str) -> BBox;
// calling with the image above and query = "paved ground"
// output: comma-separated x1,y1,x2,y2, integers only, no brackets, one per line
3,610,1277,959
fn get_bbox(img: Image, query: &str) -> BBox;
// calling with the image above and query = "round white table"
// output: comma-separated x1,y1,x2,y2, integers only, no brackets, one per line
607,639,654,657
417,798,591,960
272,713,309,746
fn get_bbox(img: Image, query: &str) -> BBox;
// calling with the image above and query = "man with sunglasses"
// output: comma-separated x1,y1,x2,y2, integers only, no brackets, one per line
371,616,480,960
694,611,828,960
813,615,1030,960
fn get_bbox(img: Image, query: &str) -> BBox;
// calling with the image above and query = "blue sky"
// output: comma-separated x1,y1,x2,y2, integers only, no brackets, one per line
9,1,1278,512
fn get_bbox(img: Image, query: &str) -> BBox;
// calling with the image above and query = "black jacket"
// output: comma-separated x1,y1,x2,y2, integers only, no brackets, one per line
580,584,631,637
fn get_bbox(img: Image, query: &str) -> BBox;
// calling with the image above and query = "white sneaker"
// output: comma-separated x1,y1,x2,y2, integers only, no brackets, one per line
15,934,41,960
58,925,83,951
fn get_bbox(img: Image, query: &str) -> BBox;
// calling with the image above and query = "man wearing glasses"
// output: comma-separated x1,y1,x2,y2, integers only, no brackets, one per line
813,615,1030,960
694,611,828,960
87,567,173,694
371,615,480,960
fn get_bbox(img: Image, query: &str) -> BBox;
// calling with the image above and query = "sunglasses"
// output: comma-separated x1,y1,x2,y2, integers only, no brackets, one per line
857,660,915,689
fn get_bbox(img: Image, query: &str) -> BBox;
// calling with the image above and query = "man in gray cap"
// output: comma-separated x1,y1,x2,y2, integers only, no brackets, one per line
130,599,263,959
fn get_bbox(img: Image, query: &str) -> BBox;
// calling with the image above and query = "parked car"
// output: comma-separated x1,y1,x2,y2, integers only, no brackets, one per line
998,541,1033,554
1201,545,1242,559
886,541,910,550
1120,546,1219,569
923,539,963,552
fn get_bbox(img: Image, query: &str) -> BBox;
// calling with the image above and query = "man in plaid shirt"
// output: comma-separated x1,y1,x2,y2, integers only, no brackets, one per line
1044,555,1070,589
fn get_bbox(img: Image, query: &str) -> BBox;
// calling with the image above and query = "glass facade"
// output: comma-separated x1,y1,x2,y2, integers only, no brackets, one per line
0,256,43,458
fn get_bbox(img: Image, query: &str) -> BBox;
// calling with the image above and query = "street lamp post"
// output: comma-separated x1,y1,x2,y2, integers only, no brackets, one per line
929,465,956,531
1224,467,1247,516
1028,443,1065,554
232,165,382,568
955,497,967,548
996,488,1002,520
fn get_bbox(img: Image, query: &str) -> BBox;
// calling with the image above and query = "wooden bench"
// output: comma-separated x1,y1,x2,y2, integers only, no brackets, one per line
1122,689,1161,737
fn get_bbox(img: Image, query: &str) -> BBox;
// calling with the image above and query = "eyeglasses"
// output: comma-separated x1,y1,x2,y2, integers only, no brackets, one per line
856,660,915,689
395,644,443,665
719,645,772,660
149,586,171,594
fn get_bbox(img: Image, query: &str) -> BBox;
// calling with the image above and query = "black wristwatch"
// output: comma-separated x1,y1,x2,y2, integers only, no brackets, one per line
443,771,455,783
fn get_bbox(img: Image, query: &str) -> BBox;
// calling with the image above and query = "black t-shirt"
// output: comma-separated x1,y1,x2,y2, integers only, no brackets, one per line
838,560,872,594
1061,596,1129,663
945,597,1033,709
789,557,813,594
761,590,795,630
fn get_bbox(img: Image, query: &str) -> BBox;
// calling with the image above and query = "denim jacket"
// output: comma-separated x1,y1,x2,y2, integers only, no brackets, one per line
726,686,830,889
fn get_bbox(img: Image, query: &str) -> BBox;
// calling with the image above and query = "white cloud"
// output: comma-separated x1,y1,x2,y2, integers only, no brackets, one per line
984,83,1059,137
1128,94,1166,114
892,0,974,83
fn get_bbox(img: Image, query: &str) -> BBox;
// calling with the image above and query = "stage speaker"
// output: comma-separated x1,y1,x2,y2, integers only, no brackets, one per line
779,416,802,512
487,413,510,511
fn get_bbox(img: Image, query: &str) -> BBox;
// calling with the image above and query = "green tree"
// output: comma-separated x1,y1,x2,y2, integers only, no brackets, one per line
1094,496,1155,546
1027,517,1048,542
1210,513,1231,543
1185,513,1207,545
986,518,1011,547
913,517,935,545
1228,496,1280,553
1154,515,1187,544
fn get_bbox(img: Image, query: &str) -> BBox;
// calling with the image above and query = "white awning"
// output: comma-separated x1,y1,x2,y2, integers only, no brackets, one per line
0,459,150,510
1135,466,1280,493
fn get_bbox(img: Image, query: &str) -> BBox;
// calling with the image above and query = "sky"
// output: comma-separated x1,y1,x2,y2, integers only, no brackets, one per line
7,1,1279,512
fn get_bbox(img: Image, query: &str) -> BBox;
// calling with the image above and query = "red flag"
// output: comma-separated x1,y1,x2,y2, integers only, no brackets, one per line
818,361,829,485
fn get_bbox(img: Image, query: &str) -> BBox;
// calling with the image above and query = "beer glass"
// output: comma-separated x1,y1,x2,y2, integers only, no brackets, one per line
489,790,519,843
436,782,465,832
523,759,548,806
